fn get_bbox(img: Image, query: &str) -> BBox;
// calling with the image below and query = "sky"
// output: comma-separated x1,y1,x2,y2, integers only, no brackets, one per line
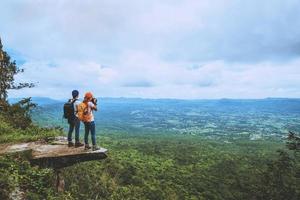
1,0,300,99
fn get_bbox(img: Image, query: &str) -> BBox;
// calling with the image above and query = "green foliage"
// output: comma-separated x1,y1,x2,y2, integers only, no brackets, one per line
0,37,34,101
0,116,62,144
60,133,300,200
0,97,37,129
260,150,299,200
0,97,62,143
0,111,299,200
0,155,73,200
30,99,299,199
287,131,300,151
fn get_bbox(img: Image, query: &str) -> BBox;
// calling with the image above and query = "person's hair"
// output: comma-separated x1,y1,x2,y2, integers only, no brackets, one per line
83,92,93,103
72,90,79,98
84,92,93,100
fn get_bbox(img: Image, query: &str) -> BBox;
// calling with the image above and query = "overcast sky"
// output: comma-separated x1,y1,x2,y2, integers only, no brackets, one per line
1,0,300,99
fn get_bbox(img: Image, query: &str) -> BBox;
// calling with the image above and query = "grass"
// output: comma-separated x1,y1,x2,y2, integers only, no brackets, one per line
0,115,62,144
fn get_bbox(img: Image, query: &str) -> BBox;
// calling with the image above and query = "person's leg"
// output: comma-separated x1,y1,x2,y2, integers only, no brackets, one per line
91,121,100,151
84,122,89,145
67,120,75,143
74,118,80,143
84,122,92,150
74,118,84,147
90,121,96,146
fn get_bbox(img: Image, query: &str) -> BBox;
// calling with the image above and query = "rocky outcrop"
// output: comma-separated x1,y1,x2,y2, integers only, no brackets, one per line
0,136,108,169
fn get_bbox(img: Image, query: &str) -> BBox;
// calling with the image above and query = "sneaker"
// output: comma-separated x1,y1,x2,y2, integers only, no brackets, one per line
75,142,84,148
84,144,91,150
92,146,100,151
68,142,74,147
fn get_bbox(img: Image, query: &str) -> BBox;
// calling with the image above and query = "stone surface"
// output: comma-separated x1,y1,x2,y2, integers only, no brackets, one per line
30,146,108,169
0,136,108,169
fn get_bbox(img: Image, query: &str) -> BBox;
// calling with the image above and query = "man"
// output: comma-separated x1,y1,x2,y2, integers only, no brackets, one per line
67,90,84,147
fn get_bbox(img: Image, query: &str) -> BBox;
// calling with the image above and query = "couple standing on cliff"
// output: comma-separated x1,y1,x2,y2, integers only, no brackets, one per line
64,90,100,151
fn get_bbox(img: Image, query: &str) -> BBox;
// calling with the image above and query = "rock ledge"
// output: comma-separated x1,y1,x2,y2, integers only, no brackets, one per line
0,136,108,169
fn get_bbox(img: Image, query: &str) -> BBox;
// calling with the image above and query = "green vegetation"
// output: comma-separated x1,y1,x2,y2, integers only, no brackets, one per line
0,95,63,144
0,100,63,199
61,132,299,200
0,155,68,200
0,102,66,199
1,121,299,199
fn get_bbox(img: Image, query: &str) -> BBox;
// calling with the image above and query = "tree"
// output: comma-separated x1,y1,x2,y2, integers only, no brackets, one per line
1,97,36,129
0,37,34,101
287,131,300,151
0,37,36,129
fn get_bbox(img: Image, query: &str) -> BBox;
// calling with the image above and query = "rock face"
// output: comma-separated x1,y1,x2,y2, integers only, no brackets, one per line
0,136,108,169
30,144,108,169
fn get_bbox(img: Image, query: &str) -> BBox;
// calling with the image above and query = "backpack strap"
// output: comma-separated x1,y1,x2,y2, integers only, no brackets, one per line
72,99,78,114
69,98,77,104
72,98,77,103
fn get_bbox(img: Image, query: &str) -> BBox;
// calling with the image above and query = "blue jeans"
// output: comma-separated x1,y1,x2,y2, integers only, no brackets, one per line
68,117,80,143
84,121,96,145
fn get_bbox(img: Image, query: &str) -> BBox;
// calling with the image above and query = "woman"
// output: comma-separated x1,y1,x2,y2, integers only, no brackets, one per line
82,92,100,151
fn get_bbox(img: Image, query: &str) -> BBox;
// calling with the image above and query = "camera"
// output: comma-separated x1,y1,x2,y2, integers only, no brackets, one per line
92,98,98,105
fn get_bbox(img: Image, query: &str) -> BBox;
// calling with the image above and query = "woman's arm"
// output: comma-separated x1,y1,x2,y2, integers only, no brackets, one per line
93,105,98,111
89,102,97,111
91,98,98,111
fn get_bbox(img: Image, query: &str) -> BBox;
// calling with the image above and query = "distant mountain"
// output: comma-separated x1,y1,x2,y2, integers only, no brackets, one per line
8,96,300,106
8,97,63,106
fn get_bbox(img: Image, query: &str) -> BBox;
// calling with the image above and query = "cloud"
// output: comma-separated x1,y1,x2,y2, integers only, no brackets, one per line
122,81,154,88
2,0,300,62
161,0,300,62
1,0,300,99
8,53,300,99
